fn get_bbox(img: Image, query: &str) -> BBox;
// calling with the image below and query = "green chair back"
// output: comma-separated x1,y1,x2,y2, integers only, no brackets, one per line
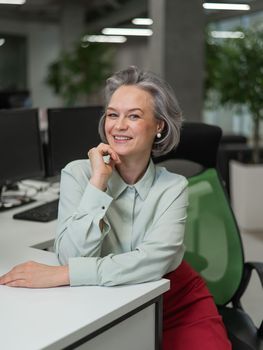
184,168,244,305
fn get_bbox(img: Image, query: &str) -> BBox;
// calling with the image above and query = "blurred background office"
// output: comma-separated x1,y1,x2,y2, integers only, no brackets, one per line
0,0,262,130
0,0,262,131
0,0,262,333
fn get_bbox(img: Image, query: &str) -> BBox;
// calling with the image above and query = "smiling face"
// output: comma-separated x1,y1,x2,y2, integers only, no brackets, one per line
105,85,163,161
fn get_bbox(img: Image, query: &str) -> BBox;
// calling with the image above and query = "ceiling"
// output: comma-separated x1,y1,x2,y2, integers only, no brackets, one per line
0,0,139,24
0,0,263,30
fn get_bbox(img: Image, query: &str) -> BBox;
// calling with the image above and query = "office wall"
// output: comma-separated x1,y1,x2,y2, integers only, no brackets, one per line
27,22,62,108
114,39,149,71
0,18,62,108
0,17,151,109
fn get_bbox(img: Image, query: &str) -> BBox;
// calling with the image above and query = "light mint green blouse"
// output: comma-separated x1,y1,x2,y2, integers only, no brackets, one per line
54,159,188,286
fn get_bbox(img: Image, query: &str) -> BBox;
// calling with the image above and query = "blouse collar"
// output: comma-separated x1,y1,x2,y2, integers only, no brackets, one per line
107,159,156,200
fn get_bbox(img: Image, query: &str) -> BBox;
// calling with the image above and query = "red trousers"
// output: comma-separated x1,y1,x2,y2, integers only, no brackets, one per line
163,261,232,350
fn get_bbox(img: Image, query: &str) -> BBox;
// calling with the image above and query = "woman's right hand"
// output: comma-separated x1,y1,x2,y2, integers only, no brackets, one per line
88,143,121,191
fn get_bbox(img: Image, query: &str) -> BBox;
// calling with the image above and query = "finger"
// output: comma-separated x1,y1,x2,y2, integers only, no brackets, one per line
108,153,121,166
87,147,96,158
88,145,110,161
0,273,11,284
0,271,25,284
96,143,112,154
6,280,27,288
112,153,121,164
88,144,121,167
99,146,121,163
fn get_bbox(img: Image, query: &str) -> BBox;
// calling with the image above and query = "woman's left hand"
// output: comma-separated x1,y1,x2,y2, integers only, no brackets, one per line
0,261,69,288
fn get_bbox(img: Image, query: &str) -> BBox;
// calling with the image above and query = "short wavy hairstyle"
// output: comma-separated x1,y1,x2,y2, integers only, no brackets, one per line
98,66,183,157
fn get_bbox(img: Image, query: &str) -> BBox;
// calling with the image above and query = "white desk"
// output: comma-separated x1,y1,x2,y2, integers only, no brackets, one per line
0,201,56,249
0,200,170,350
0,189,58,249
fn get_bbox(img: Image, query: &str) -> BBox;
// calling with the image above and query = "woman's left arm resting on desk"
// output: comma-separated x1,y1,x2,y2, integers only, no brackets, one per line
0,177,188,288
0,261,69,288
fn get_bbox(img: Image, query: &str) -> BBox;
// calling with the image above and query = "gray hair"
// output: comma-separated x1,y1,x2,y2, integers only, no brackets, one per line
98,66,183,157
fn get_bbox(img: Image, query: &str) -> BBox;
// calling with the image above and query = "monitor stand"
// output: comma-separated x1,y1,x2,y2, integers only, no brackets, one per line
0,184,36,212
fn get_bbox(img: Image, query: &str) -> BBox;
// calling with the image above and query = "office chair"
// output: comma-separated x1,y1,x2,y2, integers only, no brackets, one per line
155,122,263,350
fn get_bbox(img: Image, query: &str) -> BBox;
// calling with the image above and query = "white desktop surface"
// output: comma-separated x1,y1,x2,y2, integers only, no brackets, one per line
0,192,57,249
0,206,56,249
0,199,170,350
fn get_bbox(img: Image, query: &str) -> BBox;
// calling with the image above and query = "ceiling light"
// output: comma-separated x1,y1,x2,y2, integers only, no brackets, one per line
132,18,153,25
203,3,250,11
0,38,5,46
82,35,127,43
0,0,26,4
211,30,245,38
102,28,153,36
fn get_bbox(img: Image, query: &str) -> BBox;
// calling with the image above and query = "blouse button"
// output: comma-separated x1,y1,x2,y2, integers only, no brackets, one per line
102,206,105,210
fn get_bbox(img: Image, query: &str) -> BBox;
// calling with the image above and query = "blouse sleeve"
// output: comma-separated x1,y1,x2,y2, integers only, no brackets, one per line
68,176,188,286
54,161,113,264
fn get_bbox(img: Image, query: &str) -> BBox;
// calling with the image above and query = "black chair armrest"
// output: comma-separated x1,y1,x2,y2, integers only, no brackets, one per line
232,262,263,337
246,262,263,287
233,262,263,306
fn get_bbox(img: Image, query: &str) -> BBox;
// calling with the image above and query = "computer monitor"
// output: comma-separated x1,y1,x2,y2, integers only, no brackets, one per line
0,108,45,189
46,106,103,176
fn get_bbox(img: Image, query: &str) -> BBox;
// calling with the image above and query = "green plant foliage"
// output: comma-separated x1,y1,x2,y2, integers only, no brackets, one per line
205,27,263,163
46,42,115,106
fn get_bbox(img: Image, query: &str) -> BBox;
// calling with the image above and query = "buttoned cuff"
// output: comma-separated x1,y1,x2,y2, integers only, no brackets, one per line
74,183,113,219
69,257,99,286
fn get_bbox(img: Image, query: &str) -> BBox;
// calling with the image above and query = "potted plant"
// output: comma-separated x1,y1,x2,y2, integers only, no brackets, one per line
46,41,115,106
205,27,263,230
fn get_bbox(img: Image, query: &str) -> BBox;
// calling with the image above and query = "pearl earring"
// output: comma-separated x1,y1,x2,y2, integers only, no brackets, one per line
157,132,162,139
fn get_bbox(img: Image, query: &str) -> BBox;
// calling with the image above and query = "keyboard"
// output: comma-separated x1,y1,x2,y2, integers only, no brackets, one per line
13,199,59,222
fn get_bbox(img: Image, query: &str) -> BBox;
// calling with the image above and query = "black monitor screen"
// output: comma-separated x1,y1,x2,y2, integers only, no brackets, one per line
0,109,45,187
47,106,103,176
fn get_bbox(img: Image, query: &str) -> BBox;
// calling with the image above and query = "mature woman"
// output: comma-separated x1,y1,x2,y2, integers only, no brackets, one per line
0,66,231,349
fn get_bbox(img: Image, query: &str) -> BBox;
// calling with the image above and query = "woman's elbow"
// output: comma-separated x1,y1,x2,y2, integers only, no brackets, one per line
56,248,69,265
54,237,69,265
